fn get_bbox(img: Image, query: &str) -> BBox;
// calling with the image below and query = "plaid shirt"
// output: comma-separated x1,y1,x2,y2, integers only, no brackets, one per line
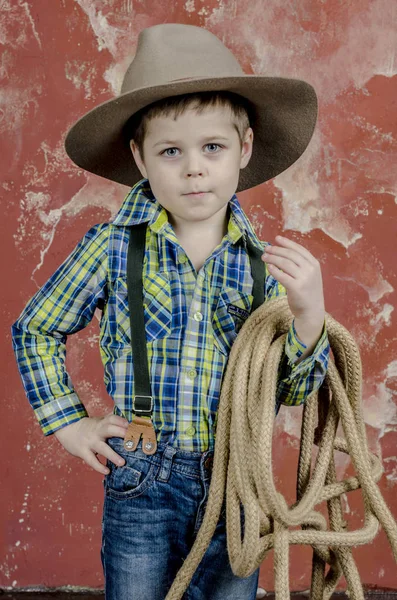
11,178,330,452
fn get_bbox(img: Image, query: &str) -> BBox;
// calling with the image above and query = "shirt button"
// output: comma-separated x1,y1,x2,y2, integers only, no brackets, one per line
185,426,196,436
187,369,197,379
178,253,188,264
193,311,203,322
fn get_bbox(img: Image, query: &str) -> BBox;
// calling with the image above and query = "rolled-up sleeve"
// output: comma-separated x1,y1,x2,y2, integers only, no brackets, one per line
11,223,109,436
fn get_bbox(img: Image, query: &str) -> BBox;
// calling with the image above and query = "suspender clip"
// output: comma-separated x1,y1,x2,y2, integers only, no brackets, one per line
124,416,157,455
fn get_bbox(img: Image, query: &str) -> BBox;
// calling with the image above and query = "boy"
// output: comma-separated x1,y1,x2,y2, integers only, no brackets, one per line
11,23,329,600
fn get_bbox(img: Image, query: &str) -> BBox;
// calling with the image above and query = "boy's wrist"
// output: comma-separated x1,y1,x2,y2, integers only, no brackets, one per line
293,311,325,360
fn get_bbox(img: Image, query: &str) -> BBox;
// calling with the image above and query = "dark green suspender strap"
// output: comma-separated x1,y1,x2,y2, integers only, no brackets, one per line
246,236,265,311
123,222,158,455
123,221,265,455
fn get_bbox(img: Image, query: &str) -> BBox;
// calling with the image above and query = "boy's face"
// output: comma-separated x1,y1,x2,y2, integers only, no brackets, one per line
129,105,253,231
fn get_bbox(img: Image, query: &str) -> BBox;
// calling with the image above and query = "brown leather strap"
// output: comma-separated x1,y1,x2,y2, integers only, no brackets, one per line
123,416,157,455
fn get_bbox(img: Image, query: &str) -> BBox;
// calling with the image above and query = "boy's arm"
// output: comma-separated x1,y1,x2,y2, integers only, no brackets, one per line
11,223,109,436
264,263,330,410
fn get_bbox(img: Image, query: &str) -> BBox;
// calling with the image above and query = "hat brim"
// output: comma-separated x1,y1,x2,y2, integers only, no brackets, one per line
64,75,317,192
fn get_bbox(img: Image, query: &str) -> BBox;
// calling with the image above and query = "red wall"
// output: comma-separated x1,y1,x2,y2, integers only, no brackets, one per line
3,0,396,592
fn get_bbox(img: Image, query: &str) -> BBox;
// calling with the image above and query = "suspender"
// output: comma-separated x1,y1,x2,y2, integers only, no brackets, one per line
247,238,265,312
123,221,265,454
126,223,153,418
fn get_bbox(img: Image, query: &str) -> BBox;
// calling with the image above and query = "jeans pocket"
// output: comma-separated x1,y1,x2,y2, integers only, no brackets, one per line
105,439,160,500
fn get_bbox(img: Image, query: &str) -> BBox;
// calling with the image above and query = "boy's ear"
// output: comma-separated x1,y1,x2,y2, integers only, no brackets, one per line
240,127,254,170
129,140,148,178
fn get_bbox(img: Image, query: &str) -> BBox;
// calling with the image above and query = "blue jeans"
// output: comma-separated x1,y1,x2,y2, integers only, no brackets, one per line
101,436,259,599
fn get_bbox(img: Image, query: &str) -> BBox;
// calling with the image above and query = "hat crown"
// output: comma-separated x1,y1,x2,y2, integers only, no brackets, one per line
121,23,244,95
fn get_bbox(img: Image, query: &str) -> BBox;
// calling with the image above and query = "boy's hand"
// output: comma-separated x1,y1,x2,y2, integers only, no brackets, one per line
53,413,130,475
262,235,325,356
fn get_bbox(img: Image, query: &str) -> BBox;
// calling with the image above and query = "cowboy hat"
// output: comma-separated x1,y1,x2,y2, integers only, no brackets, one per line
64,23,317,192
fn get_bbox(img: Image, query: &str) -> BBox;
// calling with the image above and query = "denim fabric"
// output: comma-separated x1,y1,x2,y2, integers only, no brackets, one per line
101,436,259,599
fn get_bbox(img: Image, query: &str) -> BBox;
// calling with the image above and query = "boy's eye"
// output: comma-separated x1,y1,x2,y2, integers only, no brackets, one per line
162,147,180,157
206,143,221,152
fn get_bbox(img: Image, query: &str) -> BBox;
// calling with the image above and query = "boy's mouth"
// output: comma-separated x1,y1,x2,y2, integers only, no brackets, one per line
184,191,210,197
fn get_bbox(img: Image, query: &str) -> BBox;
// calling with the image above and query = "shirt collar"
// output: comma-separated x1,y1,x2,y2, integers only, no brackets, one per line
111,178,264,251
111,178,168,234
226,195,264,251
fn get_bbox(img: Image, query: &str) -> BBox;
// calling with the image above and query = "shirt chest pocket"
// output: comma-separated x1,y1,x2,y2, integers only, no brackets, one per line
212,286,253,356
113,272,172,343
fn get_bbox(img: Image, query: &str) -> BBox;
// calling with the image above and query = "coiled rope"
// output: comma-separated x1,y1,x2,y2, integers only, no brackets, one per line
165,296,397,600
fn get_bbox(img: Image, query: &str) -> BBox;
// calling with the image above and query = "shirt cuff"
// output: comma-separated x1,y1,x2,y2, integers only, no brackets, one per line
34,392,89,436
284,318,328,372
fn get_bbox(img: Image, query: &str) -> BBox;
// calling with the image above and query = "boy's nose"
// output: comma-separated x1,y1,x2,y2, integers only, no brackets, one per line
186,162,205,177
185,153,206,177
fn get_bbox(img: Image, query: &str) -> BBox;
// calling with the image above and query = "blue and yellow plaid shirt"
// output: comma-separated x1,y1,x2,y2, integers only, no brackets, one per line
11,178,330,452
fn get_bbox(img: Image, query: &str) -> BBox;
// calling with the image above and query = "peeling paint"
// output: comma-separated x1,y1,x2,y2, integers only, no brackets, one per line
75,1,120,55
386,360,397,379
334,275,394,303
363,381,397,438
0,85,42,136
184,0,196,12
13,178,124,284
19,1,42,49
384,457,397,483
65,61,98,99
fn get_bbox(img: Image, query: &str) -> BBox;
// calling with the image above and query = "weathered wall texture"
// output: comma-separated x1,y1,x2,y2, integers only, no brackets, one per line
2,0,396,592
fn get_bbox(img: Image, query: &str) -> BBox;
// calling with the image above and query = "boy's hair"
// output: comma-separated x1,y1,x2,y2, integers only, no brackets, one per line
123,91,256,162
